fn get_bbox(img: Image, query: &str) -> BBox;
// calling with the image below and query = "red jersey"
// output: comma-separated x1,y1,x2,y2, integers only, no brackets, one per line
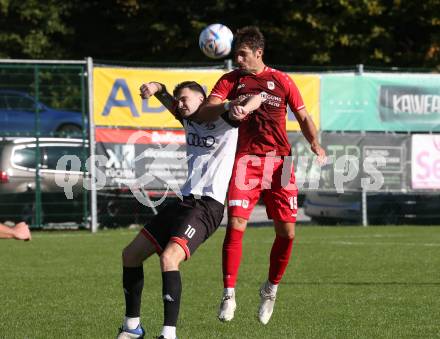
210,66,305,156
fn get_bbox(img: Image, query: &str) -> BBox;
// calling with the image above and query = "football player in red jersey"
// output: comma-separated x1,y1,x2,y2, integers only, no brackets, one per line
197,26,326,325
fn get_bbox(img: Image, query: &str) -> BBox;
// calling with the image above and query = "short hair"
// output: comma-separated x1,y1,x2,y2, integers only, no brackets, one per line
234,26,265,52
173,81,206,99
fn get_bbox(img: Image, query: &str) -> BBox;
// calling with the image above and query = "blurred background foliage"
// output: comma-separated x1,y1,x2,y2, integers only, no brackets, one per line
0,0,439,69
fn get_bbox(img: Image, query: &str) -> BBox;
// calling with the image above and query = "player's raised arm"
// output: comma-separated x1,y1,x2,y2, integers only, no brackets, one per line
189,95,229,122
139,82,177,117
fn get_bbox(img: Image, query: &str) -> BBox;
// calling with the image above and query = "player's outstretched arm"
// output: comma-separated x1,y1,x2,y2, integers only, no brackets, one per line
294,108,326,163
0,222,31,240
139,82,177,117
0,223,15,239
190,95,229,122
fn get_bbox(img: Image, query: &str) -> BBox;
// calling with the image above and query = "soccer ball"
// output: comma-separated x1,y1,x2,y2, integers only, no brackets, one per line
199,24,233,59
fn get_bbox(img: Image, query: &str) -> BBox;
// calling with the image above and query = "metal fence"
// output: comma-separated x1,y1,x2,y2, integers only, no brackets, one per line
0,59,89,229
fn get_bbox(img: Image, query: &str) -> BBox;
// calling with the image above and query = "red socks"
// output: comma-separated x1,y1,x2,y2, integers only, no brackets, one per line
268,235,294,285
222,228,244,288
223,229,293,288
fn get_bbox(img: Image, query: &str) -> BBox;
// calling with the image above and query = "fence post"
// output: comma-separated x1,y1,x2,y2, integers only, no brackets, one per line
86,57,98,233
224,59,233,71
34,65,42,227
362,189,368,226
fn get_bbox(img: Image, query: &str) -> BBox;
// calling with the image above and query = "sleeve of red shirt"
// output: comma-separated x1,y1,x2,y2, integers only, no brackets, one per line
280,72,306,112
209,71,237,101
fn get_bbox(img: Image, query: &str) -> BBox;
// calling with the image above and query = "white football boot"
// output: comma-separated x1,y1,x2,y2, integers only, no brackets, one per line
218,291,236,322
258,282,277,325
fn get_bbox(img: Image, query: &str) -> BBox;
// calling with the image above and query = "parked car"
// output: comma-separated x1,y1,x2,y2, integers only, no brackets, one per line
0,138,160,227
304,191,440,225
0,90,85,136
0,138,88,225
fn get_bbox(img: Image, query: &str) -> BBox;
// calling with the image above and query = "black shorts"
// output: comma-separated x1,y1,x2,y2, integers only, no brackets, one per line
142,195,224,259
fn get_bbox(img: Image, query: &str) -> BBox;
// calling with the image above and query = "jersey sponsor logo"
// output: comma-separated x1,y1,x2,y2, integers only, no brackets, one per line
259,91,282,107
187,133,216,148
267,81,275,90
228,199,249,208
238,83,246,89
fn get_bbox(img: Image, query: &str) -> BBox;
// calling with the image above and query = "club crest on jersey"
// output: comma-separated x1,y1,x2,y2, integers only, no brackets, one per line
267,81,275,90
237,83,245,89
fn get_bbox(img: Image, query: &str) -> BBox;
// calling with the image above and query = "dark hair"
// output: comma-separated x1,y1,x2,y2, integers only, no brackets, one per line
173,81,206,99
234,26,265,52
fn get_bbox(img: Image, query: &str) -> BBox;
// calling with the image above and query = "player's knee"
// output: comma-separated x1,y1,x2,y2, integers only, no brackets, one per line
276,228,295,240
229,216,247,231
160,251,181,270
285,230,295,240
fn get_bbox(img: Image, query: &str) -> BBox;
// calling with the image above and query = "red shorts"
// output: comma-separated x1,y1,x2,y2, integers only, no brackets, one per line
227,154,298,223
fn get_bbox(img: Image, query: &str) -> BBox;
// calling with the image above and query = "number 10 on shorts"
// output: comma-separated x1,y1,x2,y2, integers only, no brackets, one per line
185,224,196,238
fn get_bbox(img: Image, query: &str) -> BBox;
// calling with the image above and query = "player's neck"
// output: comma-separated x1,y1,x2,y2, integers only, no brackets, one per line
249,63,266,75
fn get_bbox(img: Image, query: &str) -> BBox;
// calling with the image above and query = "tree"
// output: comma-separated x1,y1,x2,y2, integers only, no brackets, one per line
1,0,439,69
0,0,72,59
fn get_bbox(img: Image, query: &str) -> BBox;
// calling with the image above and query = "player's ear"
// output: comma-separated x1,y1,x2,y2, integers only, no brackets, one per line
255,48,263,59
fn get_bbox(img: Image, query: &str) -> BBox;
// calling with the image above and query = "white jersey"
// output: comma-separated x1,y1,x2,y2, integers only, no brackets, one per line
180,113,238,204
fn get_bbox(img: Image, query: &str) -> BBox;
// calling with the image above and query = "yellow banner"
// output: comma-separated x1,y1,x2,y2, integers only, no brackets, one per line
287,74,320,131
93,67,320,131
93,67,224,128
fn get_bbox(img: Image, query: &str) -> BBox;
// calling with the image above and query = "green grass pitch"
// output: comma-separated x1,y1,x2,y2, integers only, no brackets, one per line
1,226,439,338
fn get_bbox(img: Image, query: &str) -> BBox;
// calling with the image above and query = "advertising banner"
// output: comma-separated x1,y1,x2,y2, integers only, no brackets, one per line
93,67,320,131
411,134,440,189
286,74,320,131
93,67,224,129
305,132,409,192
321,74,440,132
95,128,188,192
288,132,323,190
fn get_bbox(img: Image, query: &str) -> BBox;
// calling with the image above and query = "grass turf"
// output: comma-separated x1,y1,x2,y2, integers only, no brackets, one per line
0,226,439,338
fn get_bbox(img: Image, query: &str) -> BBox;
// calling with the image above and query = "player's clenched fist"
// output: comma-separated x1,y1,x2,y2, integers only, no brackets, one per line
139,82,162,99
229,104,249,121
228,94,262,121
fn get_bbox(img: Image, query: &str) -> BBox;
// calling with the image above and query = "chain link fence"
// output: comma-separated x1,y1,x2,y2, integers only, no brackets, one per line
0,60,89,229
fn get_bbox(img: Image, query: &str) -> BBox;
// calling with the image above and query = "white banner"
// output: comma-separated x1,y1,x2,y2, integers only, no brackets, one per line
411,134,440,189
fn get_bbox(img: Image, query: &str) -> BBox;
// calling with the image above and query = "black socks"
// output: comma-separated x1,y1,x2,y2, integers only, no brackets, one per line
162,270,182,327
123,266,144,317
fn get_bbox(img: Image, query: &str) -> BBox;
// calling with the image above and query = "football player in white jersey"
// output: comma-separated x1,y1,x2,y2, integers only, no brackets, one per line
116,81,261,339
